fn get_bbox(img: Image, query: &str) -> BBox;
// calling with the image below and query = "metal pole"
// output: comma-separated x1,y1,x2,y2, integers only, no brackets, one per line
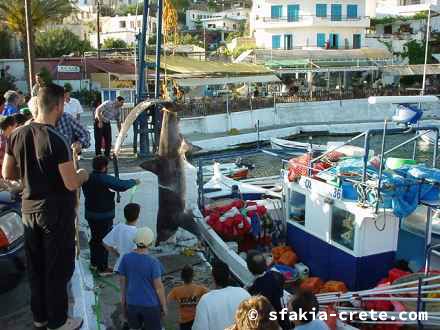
421,6,431,96
136,0,150,157
155,0,163,98
97,0,101,59
362,131,371,183
375,120,387,214
137,0,149,102
24,0,34,90
424,206,433,274
154,0,163,152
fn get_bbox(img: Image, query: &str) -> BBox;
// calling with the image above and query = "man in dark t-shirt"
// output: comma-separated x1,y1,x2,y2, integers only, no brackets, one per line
2,84,89,330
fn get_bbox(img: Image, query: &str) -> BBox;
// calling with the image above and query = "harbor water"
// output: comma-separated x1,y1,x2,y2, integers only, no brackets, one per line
193,133,436,178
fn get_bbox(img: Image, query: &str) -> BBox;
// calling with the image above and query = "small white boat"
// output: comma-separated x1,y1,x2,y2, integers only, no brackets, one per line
270,137,327,153
203,164,280,200
201,162,250,181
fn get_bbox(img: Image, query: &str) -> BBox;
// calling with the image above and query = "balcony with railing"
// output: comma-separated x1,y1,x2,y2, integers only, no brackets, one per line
256,15,370,29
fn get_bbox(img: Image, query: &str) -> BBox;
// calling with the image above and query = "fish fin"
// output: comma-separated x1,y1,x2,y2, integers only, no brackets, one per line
180,136,202,155
177,211,200,238
139,157,160,174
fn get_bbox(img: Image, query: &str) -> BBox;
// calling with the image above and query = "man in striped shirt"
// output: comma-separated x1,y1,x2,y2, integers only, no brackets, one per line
56,112,91,154
94,96,124,157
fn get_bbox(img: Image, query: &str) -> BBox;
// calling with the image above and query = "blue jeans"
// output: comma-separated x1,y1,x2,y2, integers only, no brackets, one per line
127,305,162,330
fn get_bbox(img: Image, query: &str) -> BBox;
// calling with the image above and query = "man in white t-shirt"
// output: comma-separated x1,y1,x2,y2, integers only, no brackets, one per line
192,261,250,330
103,203,139,271
64,86,84,120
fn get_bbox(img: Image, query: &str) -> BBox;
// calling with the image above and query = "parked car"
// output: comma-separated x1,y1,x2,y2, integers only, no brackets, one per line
0,204,24,260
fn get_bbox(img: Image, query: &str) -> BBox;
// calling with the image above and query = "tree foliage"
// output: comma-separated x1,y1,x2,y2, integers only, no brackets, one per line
179,33,203,47
102,38,129,49
0,0,75,90
0,0,75,36
0,30,13,58
116,4,140,16
37,67,53,85
403,40,431,65
100,4,115,17
35,28,93,57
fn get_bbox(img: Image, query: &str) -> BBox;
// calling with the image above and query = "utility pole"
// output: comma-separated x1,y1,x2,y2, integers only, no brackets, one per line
97,0,101,59
24,0,34,91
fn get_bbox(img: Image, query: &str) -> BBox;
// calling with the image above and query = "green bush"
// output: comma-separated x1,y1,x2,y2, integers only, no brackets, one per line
38,67,53,85
102,38,129,49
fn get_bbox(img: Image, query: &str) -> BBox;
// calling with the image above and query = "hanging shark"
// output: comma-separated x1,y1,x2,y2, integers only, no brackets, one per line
139,102,200,244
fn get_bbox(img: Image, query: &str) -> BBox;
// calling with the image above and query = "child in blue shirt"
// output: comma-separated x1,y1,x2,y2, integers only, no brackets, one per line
118,227,167,330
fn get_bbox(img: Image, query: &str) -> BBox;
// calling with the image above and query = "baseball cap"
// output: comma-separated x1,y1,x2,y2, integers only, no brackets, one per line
134,227,155,247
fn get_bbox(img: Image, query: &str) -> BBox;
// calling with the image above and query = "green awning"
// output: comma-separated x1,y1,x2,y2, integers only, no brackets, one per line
265,59,310,68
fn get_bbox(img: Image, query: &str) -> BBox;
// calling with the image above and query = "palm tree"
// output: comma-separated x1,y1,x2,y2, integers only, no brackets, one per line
0,0,75,91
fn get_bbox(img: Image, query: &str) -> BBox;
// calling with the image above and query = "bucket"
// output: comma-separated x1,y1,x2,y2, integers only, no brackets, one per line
341,181,357,201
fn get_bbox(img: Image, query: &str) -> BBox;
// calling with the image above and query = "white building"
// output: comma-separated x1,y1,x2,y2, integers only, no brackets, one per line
250,1,370,50
366,0,440,55
185,8,250,31
89,14,157,48
374,0,440,17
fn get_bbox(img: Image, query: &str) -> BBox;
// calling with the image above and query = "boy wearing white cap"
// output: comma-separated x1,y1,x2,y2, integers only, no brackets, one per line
118,227,167,330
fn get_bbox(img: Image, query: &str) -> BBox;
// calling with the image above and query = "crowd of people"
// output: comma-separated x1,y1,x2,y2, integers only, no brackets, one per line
0,80,332,330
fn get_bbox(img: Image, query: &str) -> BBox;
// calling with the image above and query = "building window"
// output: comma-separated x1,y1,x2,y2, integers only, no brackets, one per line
317,33,326,47
287,5,300,22
329,33,339,49
331,207,356,251
284,34,293,50
331,4,342,21
316,4,327,18
271,5,282,19
272,35,281,49
347,4,358,19
130,21,135,29
119,21,126,28
353,34,361,49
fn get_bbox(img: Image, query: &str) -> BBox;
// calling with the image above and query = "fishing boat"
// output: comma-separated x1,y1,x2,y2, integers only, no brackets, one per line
202,163,280,200
200,161,252,182
270,137,327,154
270,137,368,158
196,95,440,328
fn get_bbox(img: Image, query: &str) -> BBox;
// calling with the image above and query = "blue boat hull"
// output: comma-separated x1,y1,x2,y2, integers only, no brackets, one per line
286,222,395,291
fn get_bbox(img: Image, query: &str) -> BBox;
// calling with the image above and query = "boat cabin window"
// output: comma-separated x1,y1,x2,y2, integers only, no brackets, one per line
331,207,356,250
289,190,306,226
